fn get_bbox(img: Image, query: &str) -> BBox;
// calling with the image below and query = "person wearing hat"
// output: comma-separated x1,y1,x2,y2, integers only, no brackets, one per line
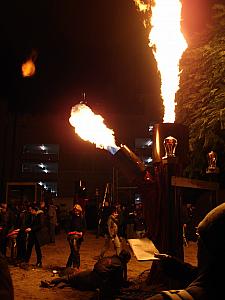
66,204,86,270
145,202,225,300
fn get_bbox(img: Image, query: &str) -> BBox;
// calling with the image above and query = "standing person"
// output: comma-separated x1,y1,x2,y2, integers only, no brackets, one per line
133,209,147,238
47,200,58,243
24,206,45,267
16,204,29,262
0,203,14,257
99,206,121,258
66,204,86,270
98,201,112,237
118,205,128,241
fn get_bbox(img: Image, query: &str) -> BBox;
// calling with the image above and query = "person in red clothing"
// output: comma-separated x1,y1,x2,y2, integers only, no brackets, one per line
66,204,86,270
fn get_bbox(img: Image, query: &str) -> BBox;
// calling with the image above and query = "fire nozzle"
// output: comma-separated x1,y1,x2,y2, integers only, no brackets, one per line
112,144,146,184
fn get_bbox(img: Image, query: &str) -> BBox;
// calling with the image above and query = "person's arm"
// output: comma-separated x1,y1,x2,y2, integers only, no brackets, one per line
107,217,115,239
154,253,198,283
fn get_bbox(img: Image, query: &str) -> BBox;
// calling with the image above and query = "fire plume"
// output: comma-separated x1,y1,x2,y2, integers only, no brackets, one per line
69,103,120,154
134,0,187,123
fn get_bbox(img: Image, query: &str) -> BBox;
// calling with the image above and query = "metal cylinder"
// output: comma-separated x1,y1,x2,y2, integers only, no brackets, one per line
113,144,146,183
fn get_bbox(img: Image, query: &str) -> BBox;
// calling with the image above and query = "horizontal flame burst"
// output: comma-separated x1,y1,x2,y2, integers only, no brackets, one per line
69,104,120,154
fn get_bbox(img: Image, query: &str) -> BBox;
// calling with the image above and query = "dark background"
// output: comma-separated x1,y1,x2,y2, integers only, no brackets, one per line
0,0,212,118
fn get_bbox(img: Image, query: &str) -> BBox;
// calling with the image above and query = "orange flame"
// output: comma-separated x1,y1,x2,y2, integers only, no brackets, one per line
133,0,149,12
69,103,120,154
21,58,36,77
134,0,187,123
21,50,37,77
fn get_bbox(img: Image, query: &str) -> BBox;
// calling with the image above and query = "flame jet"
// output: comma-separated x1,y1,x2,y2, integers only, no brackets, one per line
69,103,146,183
134,0,188,123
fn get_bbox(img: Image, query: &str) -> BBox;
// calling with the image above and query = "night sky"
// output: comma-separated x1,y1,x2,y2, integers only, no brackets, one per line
0,0,212,119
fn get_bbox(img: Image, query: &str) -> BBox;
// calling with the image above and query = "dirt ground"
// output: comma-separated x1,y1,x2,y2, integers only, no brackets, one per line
8,231,197,300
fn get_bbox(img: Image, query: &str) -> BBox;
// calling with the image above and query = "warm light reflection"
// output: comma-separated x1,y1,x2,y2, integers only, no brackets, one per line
69,103,120,154
134,0,187,123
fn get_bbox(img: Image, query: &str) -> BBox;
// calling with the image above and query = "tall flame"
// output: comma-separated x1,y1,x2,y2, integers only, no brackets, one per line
69,103,120,154
135,0,187,123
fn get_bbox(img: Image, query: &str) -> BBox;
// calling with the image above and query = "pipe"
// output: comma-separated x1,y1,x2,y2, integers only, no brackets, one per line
112,144,146,184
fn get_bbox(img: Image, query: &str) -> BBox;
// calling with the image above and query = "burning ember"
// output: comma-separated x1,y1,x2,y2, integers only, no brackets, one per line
21,59,35,77
134,0,187,123
69,103,120,155
21,50,37,77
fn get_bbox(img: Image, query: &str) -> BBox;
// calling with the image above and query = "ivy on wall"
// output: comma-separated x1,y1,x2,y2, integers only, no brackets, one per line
175,3,225,181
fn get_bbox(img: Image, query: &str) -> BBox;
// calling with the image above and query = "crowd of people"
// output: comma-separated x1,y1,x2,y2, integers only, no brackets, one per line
1,197,225,299
0,200,58,266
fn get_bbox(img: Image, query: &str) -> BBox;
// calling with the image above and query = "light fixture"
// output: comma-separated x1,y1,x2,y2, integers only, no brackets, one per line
162,136,177,159
40,144,46,151
206,151,219,174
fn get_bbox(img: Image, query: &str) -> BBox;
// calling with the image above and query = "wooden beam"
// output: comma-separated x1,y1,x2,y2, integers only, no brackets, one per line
171,176,219,191
7,182,38,186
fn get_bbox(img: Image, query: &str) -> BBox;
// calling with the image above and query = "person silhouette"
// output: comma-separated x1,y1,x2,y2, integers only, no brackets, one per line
146,202,225,300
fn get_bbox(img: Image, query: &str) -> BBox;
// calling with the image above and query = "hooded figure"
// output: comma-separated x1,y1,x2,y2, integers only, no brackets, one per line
147,202,225,300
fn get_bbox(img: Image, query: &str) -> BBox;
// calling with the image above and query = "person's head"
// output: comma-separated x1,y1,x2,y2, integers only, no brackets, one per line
111,207,118,217
73,204,82,215
29,205,38,215
0,203,7,212
119,249,131,263
40,201,45,209
196,203,225,268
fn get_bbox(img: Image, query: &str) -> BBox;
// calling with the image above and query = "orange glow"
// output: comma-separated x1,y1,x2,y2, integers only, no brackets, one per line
134,0,187,123
69,103,120,152
133,0,149,12
155,126,160,158
21,58,36,77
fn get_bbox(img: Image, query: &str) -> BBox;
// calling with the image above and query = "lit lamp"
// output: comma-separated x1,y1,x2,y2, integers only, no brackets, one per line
206,151,219,174
162,136,178,160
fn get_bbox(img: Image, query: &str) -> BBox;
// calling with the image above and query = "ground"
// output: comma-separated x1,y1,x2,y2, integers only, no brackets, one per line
9,231,197,300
